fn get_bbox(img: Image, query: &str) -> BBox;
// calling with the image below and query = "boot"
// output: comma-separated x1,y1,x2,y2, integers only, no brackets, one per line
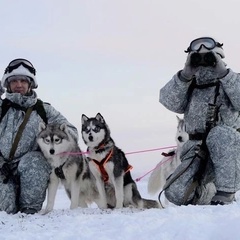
210,191,235,205
20,207,38,214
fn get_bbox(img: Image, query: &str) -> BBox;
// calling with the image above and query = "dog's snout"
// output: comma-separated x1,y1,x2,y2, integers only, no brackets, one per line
177,136,183,142
50,149,55,155
88,135,93,141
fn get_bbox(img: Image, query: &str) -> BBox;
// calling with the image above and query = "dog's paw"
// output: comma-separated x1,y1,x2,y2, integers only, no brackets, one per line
40,208,52,215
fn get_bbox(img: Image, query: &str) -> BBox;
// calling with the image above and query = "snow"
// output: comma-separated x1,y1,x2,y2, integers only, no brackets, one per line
1,177,240,240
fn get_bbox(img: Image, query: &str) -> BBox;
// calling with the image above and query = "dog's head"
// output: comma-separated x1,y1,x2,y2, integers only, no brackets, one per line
37,123,71,157
81,113,111,148
175,116,189,148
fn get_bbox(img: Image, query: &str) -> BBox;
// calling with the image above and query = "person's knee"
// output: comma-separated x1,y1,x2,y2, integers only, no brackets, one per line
18,151,51,174
164,182,188,205
207,126,237,146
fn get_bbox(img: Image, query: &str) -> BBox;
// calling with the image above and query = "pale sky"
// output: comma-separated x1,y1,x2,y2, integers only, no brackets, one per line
1,0,239,171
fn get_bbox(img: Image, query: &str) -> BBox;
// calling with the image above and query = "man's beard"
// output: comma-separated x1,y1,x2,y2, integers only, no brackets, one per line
194,66,218,85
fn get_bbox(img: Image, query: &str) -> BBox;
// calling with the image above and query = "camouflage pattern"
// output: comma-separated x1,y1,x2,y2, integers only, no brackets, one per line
160,68,240,205
0,91,78,213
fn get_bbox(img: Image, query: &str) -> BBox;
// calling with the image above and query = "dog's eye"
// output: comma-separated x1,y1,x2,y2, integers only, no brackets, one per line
82,126,91,134
44,138,50,144
54,138,62,144
93,126,100,132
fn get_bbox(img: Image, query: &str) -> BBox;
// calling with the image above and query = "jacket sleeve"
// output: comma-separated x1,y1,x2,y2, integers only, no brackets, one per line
159,71,193,114
43,103,79,142
220,69,240,111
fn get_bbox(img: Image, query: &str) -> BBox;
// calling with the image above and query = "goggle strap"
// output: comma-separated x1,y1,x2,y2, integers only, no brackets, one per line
4,62,36,75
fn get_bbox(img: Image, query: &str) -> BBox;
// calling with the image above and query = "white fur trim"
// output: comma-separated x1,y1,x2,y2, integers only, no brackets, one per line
2,65,38,89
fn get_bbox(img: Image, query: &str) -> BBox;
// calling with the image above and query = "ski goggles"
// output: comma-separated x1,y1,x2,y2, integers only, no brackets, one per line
4,58,36,75
185,37,223,53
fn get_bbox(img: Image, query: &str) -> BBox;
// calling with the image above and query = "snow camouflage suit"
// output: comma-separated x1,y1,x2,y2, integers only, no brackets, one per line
0,91,78,214
160,69,240,205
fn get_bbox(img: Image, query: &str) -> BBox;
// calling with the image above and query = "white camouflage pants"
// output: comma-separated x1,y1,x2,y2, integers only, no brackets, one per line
165,125,240,205
0,151,51,214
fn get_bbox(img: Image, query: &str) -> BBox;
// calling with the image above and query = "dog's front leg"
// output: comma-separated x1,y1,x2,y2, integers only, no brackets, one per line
70,180,81,209
43,172,60,214
112,176,124,208
89,163,108,208
106,163,124,208
95,179,108,208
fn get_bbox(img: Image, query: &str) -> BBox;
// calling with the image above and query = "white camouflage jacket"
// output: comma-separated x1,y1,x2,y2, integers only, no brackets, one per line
0,91,78,163
160,69,240,134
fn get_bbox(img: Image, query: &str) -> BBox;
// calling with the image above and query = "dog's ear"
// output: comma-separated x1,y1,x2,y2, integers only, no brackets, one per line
59,123,68,133
39,122,46,132
95,113,105,123
81,114,89,125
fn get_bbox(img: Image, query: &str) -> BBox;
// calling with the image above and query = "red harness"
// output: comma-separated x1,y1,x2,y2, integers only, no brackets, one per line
91,148,133,182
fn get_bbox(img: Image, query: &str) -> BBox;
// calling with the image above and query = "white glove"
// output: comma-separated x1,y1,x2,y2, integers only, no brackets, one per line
212,52,228,78
181,52,198,81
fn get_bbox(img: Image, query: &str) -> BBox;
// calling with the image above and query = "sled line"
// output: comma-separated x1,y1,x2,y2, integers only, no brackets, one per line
57,145,177,156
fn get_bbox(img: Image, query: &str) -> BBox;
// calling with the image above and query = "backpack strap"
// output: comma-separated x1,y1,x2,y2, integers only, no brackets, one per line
33,99,48,124
9,107,34,161
0,98,48,124
0,99,12,122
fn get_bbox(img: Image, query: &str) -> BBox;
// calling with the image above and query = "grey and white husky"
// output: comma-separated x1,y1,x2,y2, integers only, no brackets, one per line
81,113,160,209
147,116,189,196
37,123,103,214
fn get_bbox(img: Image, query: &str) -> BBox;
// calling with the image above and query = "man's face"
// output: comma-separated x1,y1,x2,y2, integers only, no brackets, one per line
8,76,30,95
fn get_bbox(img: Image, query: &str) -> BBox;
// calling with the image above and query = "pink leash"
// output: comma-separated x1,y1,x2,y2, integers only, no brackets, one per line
57,145,177,182
135,154,175,182
58,145,177,156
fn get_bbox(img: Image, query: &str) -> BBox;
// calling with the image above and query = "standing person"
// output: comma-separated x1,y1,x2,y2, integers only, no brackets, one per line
159,37,240,206
0,58,78,214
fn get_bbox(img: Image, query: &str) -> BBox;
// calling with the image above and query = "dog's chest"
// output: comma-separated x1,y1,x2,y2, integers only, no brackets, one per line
88,151,109,162
47,156,68,168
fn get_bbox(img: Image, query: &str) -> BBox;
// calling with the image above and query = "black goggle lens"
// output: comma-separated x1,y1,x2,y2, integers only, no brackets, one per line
186,37,223,53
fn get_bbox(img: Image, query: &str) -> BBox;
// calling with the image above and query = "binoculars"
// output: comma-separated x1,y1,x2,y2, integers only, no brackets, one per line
190,52,216,67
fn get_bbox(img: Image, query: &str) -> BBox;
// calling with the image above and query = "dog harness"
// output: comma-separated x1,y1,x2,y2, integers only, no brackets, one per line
91,148,133,183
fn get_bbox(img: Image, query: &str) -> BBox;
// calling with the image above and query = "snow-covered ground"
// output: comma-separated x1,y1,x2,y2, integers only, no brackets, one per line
0,175,240,240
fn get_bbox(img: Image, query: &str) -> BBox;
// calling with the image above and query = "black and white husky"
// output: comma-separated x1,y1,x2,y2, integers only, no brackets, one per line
37,123,105,214
147,116,188,196
81,113,160,209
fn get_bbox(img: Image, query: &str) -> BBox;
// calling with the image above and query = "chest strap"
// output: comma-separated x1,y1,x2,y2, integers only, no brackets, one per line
91,148,114,182
91,149,133,182
189,133,205,141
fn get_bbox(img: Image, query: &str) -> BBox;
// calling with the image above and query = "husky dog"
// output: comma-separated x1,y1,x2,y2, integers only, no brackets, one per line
147,116,189,195
37,123,103,214
81,113,160,209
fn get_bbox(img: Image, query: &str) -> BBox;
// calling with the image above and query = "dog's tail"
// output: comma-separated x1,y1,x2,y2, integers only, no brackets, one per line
147,153,179,195
142,198,161,209
129,183,161,209
147,160,168,195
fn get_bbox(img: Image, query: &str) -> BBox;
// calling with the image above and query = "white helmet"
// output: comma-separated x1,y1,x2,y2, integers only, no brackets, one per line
2,58,38,89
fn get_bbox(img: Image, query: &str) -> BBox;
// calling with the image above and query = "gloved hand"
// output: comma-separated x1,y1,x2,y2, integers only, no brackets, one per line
0,163,11,177
212,52,228,78
181,52,198,81
0,163,12,183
